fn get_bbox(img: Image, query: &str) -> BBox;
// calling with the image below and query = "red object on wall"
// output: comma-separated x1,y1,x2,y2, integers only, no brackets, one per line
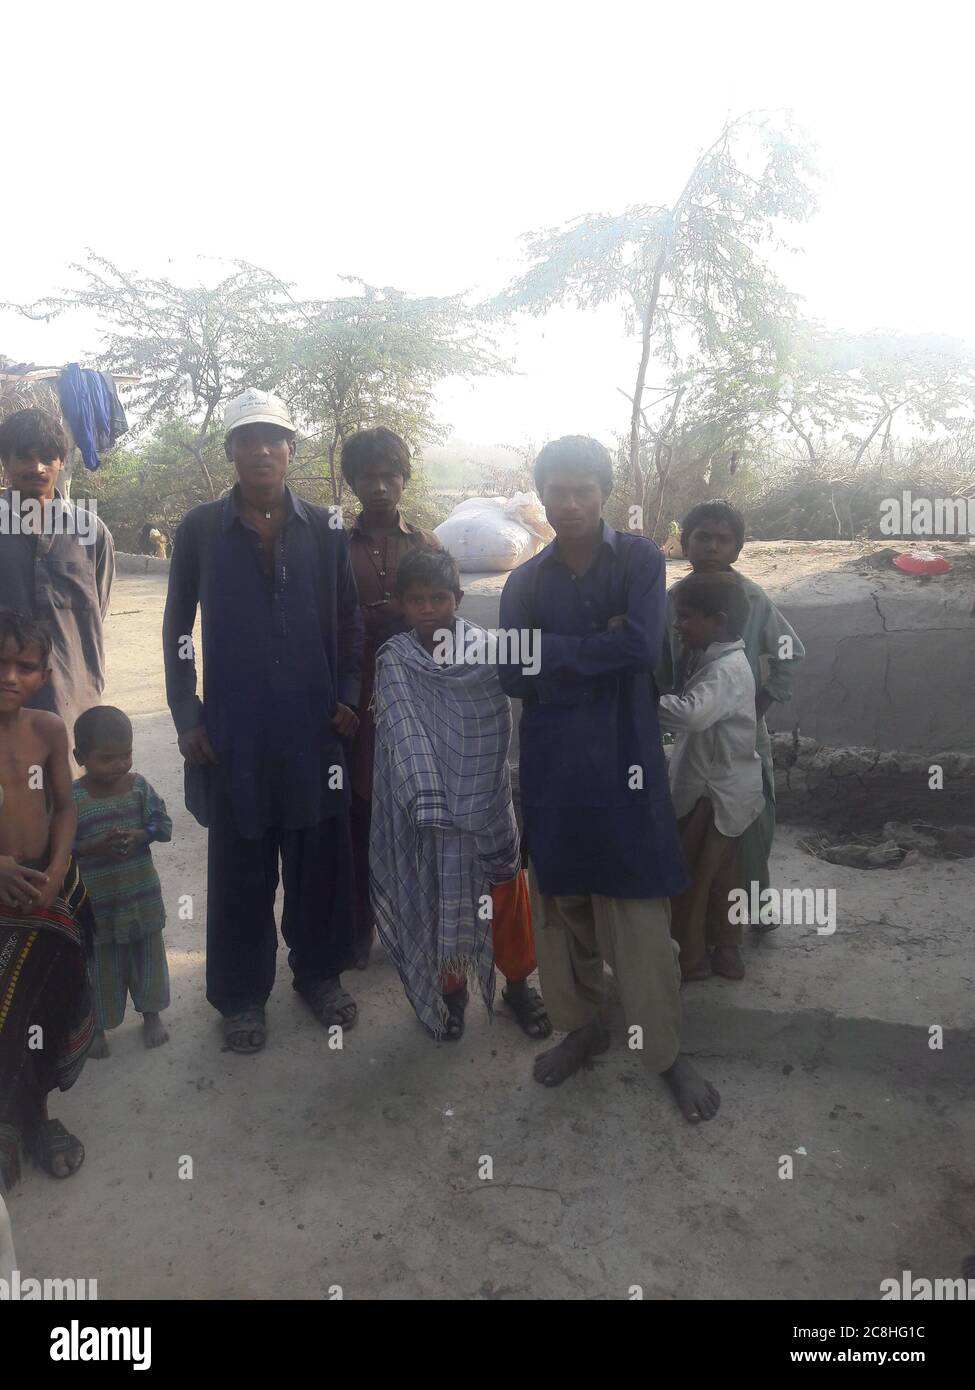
893,551,952,575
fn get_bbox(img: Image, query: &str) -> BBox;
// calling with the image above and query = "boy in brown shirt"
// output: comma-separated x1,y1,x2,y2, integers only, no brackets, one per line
343,429,441,969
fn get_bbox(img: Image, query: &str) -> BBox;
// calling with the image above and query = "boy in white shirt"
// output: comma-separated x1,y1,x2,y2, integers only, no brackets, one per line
658,572,764,981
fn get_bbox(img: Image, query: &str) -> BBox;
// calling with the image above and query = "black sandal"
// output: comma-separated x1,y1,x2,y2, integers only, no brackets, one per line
441,986,468,1042
300,977,358,1030
27,1118,85,1179
223,1006,267,1054
503,982,552,1039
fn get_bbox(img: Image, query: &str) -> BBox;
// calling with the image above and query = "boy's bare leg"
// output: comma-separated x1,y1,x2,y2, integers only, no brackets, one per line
584,894,718,1121
533,1016,610,1086
709,835,745,980
88,1028,110,1059
142,1012,169,1048
662,1055,721,1123
710,945,744,979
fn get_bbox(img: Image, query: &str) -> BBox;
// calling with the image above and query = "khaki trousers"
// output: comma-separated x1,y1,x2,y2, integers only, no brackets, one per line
527,864,682,1073
671,798,741,974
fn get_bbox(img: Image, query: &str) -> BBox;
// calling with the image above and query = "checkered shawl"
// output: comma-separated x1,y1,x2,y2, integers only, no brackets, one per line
370,628,520,1036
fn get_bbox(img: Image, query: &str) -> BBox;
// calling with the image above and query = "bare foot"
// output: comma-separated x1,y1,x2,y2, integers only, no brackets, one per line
711,945,744,980
1,1131,21,1190
680,958,712,982
662,1054,721,1123
142,1013,169,1048
88,1029,110,1059
533,1017,610,1087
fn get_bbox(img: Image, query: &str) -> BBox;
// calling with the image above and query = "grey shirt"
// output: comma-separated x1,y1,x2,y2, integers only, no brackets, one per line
0,487,115,739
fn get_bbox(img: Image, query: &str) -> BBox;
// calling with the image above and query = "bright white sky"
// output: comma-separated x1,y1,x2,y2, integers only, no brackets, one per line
2,0,971,449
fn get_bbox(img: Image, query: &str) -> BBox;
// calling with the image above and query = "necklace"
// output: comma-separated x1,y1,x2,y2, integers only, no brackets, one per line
361,533,391,600
246,503,275,523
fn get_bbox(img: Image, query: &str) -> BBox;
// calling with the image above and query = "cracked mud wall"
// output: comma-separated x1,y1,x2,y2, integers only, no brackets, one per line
762,566,975,754
724,553,975,828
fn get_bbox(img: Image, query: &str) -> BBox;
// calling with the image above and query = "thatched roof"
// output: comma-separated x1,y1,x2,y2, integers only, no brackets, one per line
0,362,138,492
0,363,72,445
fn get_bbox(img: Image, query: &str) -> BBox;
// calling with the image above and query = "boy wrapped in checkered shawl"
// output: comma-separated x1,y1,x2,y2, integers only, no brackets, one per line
369,626,521,1036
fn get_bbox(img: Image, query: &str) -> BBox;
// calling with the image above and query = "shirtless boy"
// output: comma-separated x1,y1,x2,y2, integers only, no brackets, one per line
0,610,93,1188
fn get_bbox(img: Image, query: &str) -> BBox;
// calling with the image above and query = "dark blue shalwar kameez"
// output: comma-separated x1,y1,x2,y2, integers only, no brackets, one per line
163,485,363,1016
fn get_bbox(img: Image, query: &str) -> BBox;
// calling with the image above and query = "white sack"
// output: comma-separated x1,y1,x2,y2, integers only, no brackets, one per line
434,492,553,573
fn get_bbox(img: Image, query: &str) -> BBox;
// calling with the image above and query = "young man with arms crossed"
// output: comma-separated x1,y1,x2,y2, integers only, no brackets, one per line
499,436,719,1123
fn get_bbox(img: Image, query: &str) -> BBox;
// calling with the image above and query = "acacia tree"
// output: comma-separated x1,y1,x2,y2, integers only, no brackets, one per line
772,324,975,467
5,253,292,498
7,257,505,508
630,347,779,536
495,112,818,530
277,277,508,503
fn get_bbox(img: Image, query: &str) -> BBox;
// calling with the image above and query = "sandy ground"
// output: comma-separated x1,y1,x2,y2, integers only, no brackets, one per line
463,536,975,597
7,571,974,1300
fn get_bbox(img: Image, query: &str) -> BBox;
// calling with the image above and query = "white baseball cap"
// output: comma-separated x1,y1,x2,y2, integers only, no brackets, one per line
223,388,296,438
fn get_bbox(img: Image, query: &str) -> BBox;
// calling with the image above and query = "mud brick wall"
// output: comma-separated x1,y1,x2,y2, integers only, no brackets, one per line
772,735,975,832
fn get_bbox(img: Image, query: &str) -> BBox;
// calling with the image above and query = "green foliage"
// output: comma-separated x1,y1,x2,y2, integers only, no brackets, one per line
6,253,294,501
78,421,235,549
747,430,975,540
6,255,506,511
7,200,974,553
7,253,290,434
499,118,815,349
494,111,975,542
278,278,509,504
771,324,975,463
395,459,447,532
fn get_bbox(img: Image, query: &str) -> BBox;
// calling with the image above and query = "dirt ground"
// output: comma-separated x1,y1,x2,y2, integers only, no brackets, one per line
8,570,975,1300
462,536,975,596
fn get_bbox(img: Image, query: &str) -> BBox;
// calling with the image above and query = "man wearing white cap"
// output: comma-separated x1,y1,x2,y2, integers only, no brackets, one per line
162,389,363,1053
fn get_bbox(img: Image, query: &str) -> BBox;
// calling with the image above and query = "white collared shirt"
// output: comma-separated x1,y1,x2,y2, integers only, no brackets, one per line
657,639,764,837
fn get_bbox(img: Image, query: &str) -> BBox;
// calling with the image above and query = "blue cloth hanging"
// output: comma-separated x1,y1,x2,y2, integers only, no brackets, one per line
56,363,128,470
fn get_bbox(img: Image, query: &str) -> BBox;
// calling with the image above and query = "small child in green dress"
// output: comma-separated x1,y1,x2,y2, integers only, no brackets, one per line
72,705,172,1058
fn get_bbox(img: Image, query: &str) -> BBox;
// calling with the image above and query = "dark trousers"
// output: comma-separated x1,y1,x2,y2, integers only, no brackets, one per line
205,791,355,1017
350,794,374,957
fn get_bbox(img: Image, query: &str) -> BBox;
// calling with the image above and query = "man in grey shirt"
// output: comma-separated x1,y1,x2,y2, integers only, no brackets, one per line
0,409,115,739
